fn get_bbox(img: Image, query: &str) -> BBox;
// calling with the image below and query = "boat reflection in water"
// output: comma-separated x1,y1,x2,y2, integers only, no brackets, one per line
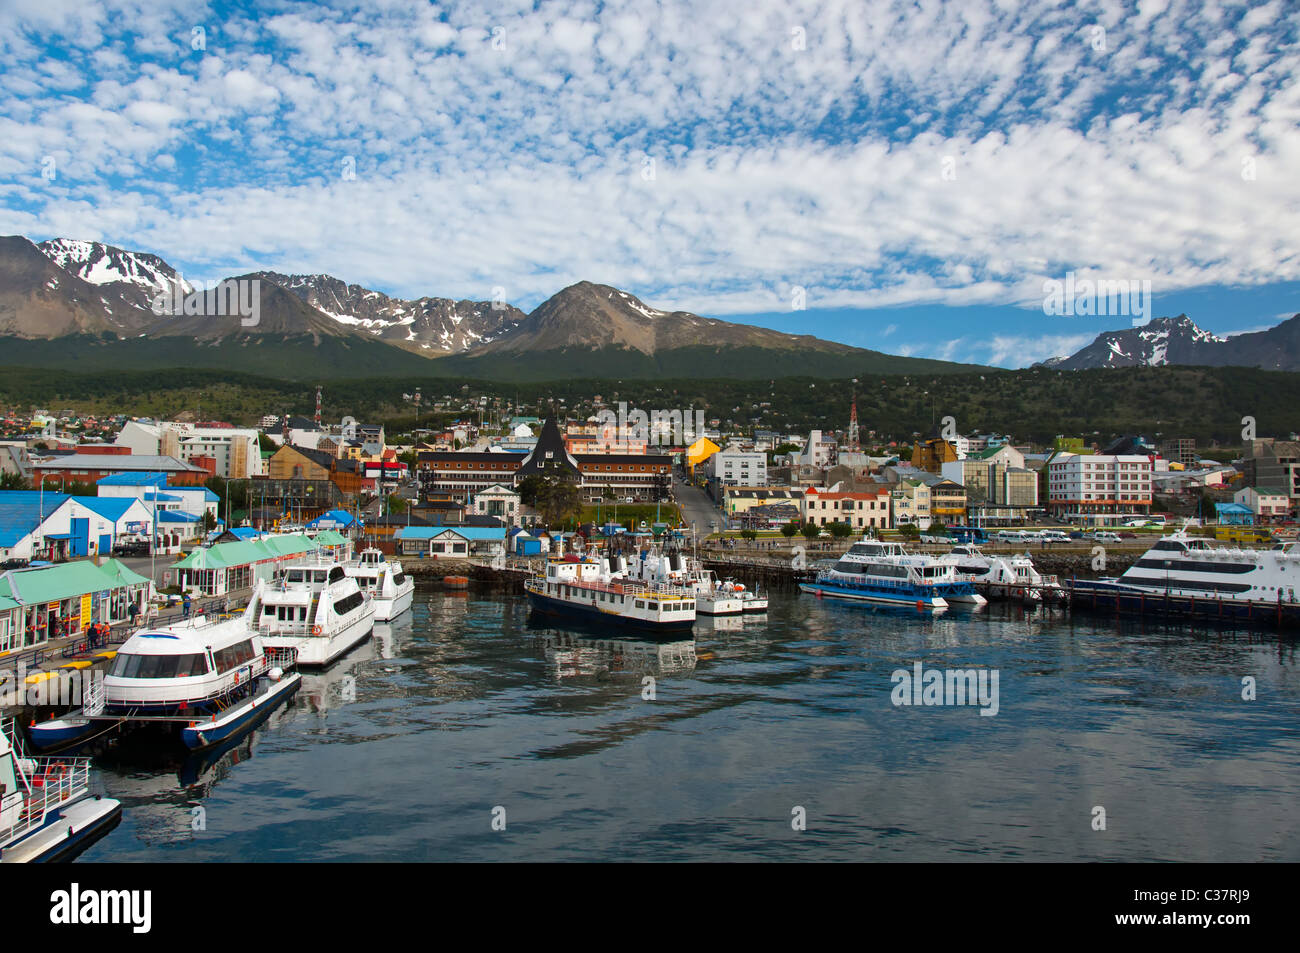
296,620,396,719
90,706,291,847
536,631,698,680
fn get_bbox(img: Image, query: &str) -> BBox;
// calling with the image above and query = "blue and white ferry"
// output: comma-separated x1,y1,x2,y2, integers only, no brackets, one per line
1,718,121,862
800,540,987,611
27,613,301,753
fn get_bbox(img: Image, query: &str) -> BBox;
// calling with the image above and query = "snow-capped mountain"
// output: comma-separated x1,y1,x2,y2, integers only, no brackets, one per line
253,272,527,353
1039,314,1300,371
38,238,192,323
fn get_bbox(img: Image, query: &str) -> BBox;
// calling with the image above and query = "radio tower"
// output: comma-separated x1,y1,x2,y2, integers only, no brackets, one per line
315,385,323,428
847,393,860,452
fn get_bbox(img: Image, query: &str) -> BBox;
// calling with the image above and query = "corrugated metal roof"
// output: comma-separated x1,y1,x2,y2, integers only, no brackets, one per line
0,491,70,547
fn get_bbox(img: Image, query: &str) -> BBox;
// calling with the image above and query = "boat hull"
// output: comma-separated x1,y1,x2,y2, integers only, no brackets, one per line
26,718,97,752
1070,578,1300,626
1,796,123,864
372,583,414,622
527,590,695,633
181,672,302,750
800,581,948,610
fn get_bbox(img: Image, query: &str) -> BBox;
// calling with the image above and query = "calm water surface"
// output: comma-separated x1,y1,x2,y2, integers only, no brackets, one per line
80,585,1300,861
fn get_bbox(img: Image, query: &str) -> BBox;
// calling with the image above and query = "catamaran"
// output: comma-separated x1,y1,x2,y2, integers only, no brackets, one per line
345,548,414,621
27,614,301,753
248,555,376,667
1,718,121,862
800,540,987,610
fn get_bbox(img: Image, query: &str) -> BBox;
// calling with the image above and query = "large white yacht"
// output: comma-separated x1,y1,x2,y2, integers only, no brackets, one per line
1102,532,1300,602
345,548,414,621
251,556,377,666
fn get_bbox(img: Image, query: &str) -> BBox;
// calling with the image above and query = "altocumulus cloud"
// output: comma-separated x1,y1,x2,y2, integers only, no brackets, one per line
0,0,1296,323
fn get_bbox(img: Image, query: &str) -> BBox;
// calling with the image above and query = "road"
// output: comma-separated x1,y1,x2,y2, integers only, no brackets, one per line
117,555,172,588
673,477,726,537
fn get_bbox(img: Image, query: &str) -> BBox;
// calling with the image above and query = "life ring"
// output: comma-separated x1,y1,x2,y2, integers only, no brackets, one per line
312,625,322,636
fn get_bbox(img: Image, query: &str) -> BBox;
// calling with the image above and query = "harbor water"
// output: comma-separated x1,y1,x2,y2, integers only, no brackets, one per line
78,584,1300,862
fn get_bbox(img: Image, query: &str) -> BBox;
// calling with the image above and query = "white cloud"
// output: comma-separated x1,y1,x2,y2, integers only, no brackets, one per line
0,0,1296,324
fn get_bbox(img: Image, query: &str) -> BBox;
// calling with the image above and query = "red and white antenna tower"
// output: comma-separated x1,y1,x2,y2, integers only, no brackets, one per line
315,385,323,427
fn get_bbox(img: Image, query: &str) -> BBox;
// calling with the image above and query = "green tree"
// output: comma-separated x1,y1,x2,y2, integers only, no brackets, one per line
536,479,582,527
898,523,920,539
827,521,853,539
740,528,757,541
516,475,546,507
800,522,821,540
385,492,407,515
780,522,799,538
0,471,30,491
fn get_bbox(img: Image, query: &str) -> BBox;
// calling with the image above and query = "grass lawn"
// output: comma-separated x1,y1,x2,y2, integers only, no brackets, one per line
579,503,683,527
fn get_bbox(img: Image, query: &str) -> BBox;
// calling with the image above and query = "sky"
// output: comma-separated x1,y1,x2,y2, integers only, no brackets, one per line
1,0,1297,367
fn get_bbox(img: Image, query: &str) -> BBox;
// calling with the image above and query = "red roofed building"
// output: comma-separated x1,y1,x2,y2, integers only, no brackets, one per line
801,486,893,530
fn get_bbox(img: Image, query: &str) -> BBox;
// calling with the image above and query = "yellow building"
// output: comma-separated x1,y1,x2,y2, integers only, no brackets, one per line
686,437,721,473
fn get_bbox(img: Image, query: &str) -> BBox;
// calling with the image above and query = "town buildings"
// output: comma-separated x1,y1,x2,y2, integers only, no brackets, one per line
115,421,265,479
1046,453,1154,521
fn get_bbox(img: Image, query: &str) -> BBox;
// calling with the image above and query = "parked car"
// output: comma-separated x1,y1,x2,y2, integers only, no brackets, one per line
1093,532,1122,543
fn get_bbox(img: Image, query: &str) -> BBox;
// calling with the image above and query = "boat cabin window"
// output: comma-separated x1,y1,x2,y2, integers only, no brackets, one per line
329,567,346,583
112,652,210,679
287,570,305,583
213,640,257,674
333,591,364,615
1152,541,1187,552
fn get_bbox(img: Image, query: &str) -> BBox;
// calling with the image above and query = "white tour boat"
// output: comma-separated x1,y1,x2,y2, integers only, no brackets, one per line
525,554,696,632
1,718,121,862
801,540,987,609
27,614,301,753
250,556,377,667
938,545,1061,602
345,548,414,621
632,550,744,615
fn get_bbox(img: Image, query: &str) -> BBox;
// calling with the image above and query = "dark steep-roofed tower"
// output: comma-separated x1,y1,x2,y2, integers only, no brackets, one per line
514,417,581,481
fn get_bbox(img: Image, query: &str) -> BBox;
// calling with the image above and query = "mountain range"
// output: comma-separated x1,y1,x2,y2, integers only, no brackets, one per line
1037,314,1300,371
1,234,1296,381
0,235,975,380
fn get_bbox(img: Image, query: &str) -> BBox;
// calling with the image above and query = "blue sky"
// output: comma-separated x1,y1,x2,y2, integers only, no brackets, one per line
1,0,1297,367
